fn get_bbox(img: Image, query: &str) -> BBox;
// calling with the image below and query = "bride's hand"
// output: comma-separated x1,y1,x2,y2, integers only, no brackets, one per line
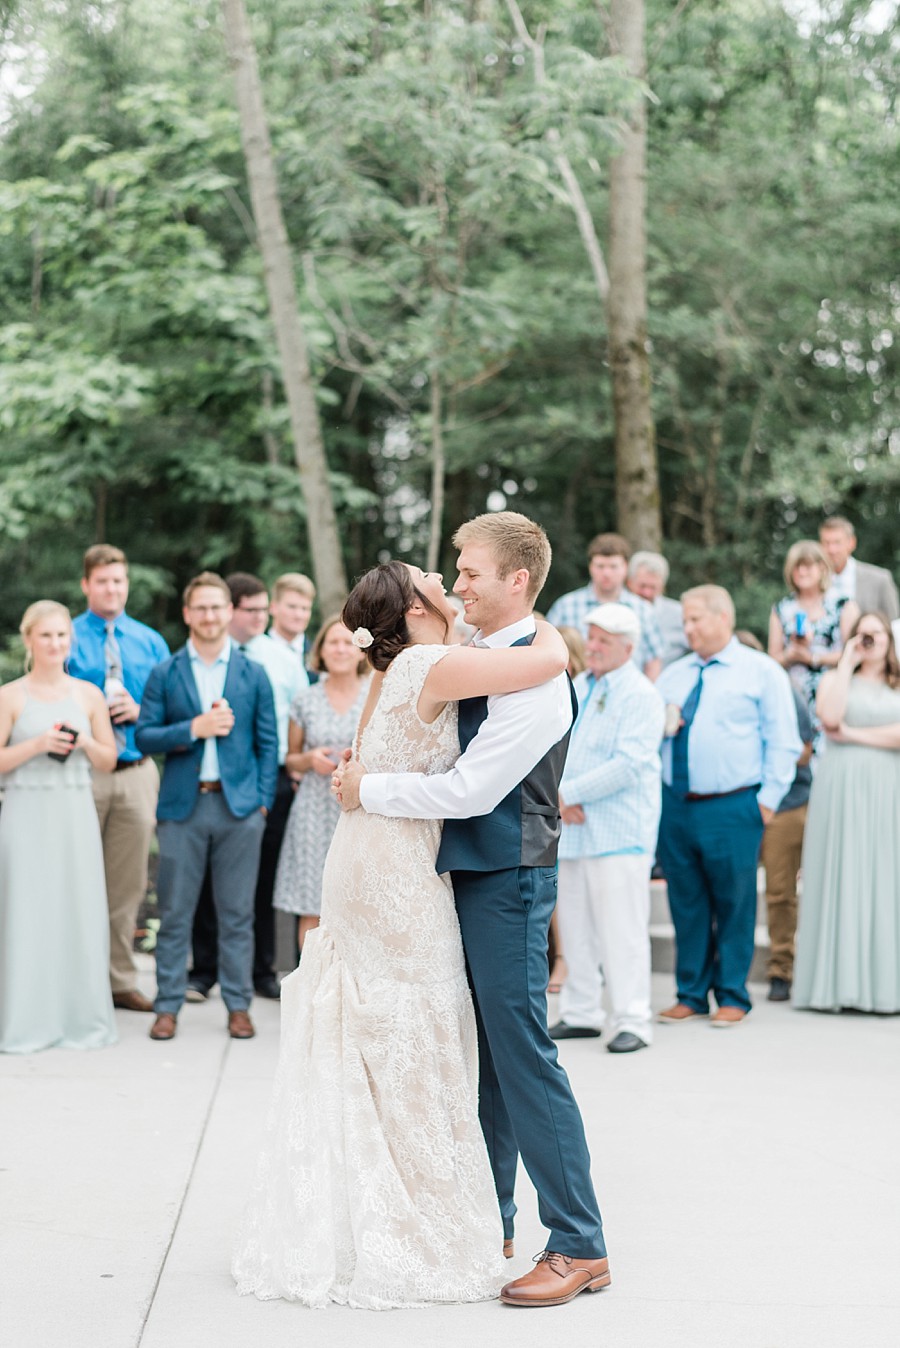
333,758,366,811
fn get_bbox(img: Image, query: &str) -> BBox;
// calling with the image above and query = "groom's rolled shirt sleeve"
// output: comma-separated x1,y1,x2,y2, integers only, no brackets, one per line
358,674,571,819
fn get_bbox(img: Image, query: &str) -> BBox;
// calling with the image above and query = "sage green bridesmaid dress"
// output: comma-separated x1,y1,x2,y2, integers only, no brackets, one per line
793,677,900,1013
0,695,117,1052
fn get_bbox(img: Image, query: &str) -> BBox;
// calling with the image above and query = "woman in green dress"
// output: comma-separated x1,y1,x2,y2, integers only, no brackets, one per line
793,611,900,1013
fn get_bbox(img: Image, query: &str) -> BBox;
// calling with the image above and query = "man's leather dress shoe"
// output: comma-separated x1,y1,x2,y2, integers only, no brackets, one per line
228,1010,256,1039
254,975,282,1000
548,1021,601,1040
500,1250,611,1306
606,1031,647,1054
149,1013,177,1041
113,990,154,1012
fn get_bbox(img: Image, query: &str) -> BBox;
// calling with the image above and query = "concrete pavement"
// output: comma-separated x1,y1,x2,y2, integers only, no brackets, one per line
2,960,898,1348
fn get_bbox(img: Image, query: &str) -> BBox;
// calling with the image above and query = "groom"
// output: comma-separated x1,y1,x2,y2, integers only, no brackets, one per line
337,512,609,1307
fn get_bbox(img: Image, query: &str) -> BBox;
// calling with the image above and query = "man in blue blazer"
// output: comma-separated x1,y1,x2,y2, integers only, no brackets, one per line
136,572,278,1041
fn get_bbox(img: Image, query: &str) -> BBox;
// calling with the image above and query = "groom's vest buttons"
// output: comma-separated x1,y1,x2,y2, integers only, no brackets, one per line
436,635,577,874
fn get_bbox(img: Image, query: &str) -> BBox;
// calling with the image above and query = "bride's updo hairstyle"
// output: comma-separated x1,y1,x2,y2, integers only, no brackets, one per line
341,561,449,672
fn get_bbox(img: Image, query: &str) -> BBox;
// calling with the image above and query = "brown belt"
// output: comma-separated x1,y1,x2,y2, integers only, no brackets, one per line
198,780,223,794
114,756,147,772
685,784,759,802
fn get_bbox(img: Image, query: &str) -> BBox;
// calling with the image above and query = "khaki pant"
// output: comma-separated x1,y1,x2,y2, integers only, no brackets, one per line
760,803,807,981
92,758,160,993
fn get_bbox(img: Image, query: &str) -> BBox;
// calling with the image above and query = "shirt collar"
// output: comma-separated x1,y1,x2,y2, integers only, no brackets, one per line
187,638,231,668
687,635,738,668
86,608,126,633
474,616,536,649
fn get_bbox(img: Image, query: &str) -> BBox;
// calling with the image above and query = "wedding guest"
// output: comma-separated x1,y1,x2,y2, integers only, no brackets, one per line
546,625,586,994
793,612,900,1013
550,605,664,1053
273,618,368,954
268,572,316,671
768,540,857,745
0,601,118,1053
737,631,814,1004
655,586,800,1027
136,573,278,1042
819,516,899,620
627,550,689,667
68,544,170,1012
187,573,305,1002
546,533,663,679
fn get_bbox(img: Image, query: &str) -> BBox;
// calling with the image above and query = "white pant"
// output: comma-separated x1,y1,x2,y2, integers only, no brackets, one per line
557,855,653,1044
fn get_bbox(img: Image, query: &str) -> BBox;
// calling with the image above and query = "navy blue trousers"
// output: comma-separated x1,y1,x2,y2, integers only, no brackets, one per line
453,864,605,1259
657,786,765,1013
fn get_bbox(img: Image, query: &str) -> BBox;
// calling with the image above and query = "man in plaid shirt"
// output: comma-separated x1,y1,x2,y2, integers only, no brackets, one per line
546,533,663,681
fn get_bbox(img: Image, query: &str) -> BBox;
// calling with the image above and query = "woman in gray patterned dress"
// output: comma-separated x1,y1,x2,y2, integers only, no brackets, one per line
273,618,369,953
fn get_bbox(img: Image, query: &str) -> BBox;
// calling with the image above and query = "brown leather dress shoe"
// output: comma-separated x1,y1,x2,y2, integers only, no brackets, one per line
228,1010,255,1039
710,1006,747,1027
113,989,154,1013
500,1251,611,1306
149,1013,177,1041
657,1003,707,1024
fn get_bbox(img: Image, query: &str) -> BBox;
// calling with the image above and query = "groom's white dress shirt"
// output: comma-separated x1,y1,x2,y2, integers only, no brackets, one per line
358,616,572,820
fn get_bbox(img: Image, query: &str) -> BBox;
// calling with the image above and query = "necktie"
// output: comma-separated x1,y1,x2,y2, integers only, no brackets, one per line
104,621,126,754
670,661,715,797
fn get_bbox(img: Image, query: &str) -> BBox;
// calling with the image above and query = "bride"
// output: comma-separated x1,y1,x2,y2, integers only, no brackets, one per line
232,560,567,1309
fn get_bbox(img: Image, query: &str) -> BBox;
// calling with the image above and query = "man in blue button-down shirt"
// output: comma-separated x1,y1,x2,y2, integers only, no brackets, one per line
68,544,170,1013
551,604,665,1054
655,586,801,1027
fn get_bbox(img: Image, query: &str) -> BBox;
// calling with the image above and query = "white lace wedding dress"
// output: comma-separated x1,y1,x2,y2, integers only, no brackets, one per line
232,644,504,1309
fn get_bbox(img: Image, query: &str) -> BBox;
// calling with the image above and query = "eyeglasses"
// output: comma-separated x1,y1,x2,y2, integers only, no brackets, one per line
188,604,229,615
237,604,270,614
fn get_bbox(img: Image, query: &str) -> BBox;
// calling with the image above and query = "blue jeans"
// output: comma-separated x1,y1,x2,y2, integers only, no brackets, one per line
154,793,265,1014
657,786,764,1013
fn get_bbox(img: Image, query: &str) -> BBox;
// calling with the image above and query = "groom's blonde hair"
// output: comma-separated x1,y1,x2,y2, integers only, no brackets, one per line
452,512,552,603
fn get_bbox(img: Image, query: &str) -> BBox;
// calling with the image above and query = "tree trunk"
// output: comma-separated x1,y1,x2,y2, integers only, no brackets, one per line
608,0,662,550
426,361,445,573
220,0,348,614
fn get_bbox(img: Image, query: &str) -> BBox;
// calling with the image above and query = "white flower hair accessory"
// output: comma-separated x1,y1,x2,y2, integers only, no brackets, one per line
352,627,374,649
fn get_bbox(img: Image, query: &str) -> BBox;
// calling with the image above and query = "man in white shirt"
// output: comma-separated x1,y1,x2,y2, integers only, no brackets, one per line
268,572,316,670
337,512,609,1309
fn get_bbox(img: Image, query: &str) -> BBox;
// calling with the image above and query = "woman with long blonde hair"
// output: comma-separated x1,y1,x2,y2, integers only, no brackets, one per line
0,600,118,1053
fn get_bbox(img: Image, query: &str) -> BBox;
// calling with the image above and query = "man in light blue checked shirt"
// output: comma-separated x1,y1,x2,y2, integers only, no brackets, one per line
546,533,664,680
550,604,665,1054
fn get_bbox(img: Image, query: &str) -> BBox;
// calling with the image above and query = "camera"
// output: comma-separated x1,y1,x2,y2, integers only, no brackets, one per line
859,633,875,650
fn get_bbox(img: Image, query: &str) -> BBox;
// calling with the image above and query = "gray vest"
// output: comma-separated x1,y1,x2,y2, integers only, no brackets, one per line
436,638,577,873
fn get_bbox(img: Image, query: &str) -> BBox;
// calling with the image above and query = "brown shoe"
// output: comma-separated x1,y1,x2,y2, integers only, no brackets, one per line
503,1239,515,1259
149,1013,177,1041
113,989,154,1013
710,1006,747,1028
657,1003,707,1024
500,1251,610,1307
228,1010,255,1039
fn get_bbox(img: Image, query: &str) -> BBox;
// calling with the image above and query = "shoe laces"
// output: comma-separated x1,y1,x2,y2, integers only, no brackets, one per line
533,1251,574,1278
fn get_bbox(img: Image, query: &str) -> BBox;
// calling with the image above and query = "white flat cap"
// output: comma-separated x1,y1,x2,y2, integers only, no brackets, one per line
584,603,641,641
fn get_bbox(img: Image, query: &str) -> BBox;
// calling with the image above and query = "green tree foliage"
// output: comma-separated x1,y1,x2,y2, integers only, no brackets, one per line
0,0,896,646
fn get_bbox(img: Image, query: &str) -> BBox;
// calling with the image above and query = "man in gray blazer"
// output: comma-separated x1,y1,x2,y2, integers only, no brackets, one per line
819,516,899,620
